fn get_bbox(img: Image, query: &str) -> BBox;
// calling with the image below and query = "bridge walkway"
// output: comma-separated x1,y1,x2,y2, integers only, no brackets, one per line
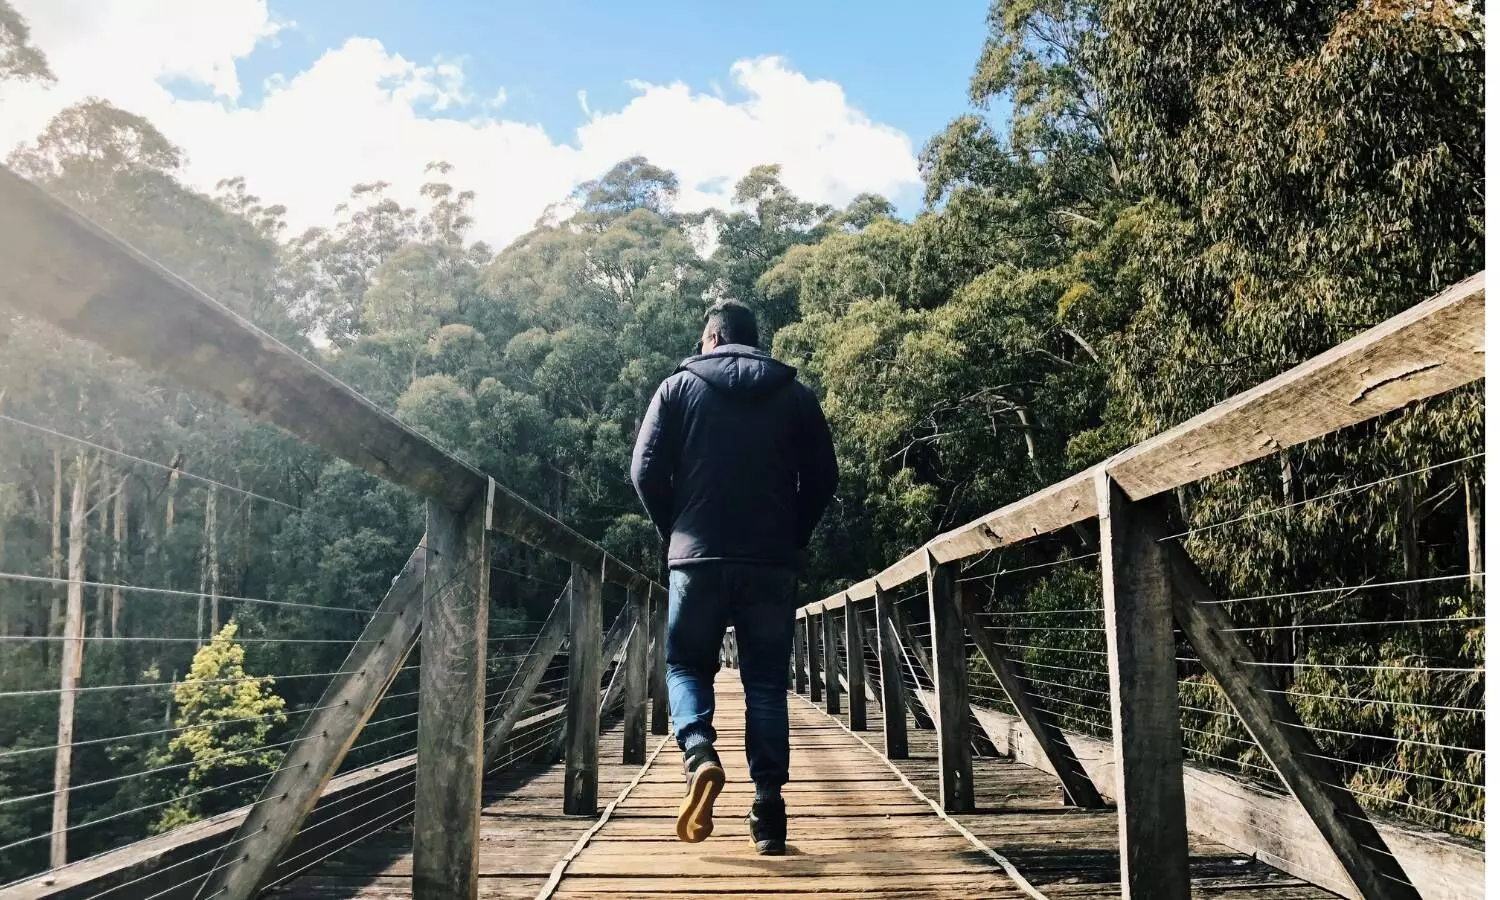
274,673,1334,899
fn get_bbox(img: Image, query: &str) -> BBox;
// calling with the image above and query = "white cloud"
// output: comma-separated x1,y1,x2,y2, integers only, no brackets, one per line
0,0,921,250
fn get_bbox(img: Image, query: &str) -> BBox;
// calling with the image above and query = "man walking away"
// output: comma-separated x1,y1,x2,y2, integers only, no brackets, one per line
630,300,837,855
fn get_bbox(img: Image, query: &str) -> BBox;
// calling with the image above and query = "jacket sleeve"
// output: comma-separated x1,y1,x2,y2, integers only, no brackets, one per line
794,387,839,549
630,380,679,540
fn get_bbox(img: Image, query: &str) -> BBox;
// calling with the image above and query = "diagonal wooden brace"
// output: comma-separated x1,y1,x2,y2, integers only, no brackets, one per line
958,583,1105,809
1146,510,1421,900
204,543,426,900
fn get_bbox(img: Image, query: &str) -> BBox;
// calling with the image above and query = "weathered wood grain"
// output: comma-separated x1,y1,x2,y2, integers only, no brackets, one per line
821,605,841,715
958,582,1103,810
414,499,490,900
874,587,910,759
1097,476,1188,900
802,271,1484,615
622,586,649,764
961,701,1481,899
1153,515,1420,900
843,599,867,731
209,544,426,900
885,600,937,731
483,588,568,766
649,592,669,736
926,553,974,813
0,168,668,603
793,610,809,694
805,614,822,703
563,561,603,816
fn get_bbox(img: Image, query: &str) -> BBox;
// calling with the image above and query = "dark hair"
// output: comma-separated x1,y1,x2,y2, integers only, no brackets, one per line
703,299,759,349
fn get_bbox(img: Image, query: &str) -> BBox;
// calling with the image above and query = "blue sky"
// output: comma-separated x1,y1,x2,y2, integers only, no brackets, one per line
243,0,994,195
6,0,1000,246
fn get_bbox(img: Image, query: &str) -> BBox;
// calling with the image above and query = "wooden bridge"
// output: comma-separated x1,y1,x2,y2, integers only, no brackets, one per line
0,165,1486,900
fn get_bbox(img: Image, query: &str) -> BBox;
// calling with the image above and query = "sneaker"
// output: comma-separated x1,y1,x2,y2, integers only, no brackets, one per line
675,743,725,843
747,796,787,855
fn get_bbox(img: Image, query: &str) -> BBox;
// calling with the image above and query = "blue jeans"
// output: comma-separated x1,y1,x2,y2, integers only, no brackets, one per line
666,563,797,787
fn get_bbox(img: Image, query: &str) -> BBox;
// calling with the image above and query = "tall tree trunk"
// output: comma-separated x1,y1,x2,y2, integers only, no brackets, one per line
206,488,219,635
111,475,128,637
1401,482,1421,610
51,453,90,869
49,448,62,636
1268,453,1299,691
1464,472,1483,594
196,544,207,648
93,481,108,639
163,452,182,589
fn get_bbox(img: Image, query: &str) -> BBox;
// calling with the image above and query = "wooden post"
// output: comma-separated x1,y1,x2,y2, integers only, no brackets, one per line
805,614,822,703
886,599,937,731
792,615,808,694
821,606,841,715
959,583,1104,808
650,591,669,736
563,559,603,816
551,606,634,762
414,493,490,900
926,552,974,813
843,599,867,731
598,613,634,717
208,544,426,900
874,587,909,758
1097,475,1189,900
484,587,568,766
1149,517,1421,899
622,585,649,764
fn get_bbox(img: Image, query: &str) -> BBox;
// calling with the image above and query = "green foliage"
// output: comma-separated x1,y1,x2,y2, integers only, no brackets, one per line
0,2,1484,878
150,624,287,833
0,0,51,83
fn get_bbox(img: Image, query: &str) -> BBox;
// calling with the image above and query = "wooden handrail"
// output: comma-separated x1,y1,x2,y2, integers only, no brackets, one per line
801,271,1484,616
0,166,664,600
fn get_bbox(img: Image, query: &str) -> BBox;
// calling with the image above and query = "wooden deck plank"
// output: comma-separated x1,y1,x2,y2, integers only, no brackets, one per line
544,673,1027,899
277,673,1344,900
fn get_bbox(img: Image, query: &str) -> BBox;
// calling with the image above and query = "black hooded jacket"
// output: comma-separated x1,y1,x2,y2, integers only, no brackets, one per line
630,344,838,568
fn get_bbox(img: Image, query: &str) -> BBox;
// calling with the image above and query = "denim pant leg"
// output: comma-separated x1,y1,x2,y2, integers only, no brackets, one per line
665,567,729,751
727,564,798,788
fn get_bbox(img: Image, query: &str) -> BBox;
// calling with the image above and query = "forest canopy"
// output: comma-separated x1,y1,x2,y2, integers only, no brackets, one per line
0,0,1483,881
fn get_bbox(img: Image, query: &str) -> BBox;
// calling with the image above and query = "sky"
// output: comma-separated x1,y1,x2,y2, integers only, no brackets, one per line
0,0,994,250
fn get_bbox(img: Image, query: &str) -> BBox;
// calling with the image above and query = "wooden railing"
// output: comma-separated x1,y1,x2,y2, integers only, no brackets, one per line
0,167,670,900
0,163,1485,900
792,273,1485,900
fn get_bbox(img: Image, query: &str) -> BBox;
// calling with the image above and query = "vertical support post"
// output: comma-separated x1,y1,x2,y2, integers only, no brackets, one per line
806,614,822,703
793,617,808,694
886,599,937,730
622,583,649,764
874,587,909,758
563,558,603,816
821,605,841,715
414,493,490,900
926,551,974,813
649,590,669,736
1097,475,1189,900
844,598,867,730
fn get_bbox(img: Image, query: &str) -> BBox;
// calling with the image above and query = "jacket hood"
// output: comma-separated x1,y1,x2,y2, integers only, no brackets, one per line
678,344,797,398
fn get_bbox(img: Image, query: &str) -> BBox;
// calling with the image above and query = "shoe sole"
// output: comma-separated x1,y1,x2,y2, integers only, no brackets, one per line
676,763,725,843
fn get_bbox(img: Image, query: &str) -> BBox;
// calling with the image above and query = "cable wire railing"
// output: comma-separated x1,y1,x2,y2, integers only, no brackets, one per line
789,273,1485,899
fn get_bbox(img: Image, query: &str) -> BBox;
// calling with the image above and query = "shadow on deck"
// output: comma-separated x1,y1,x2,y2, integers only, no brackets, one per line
272,674,1338,899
